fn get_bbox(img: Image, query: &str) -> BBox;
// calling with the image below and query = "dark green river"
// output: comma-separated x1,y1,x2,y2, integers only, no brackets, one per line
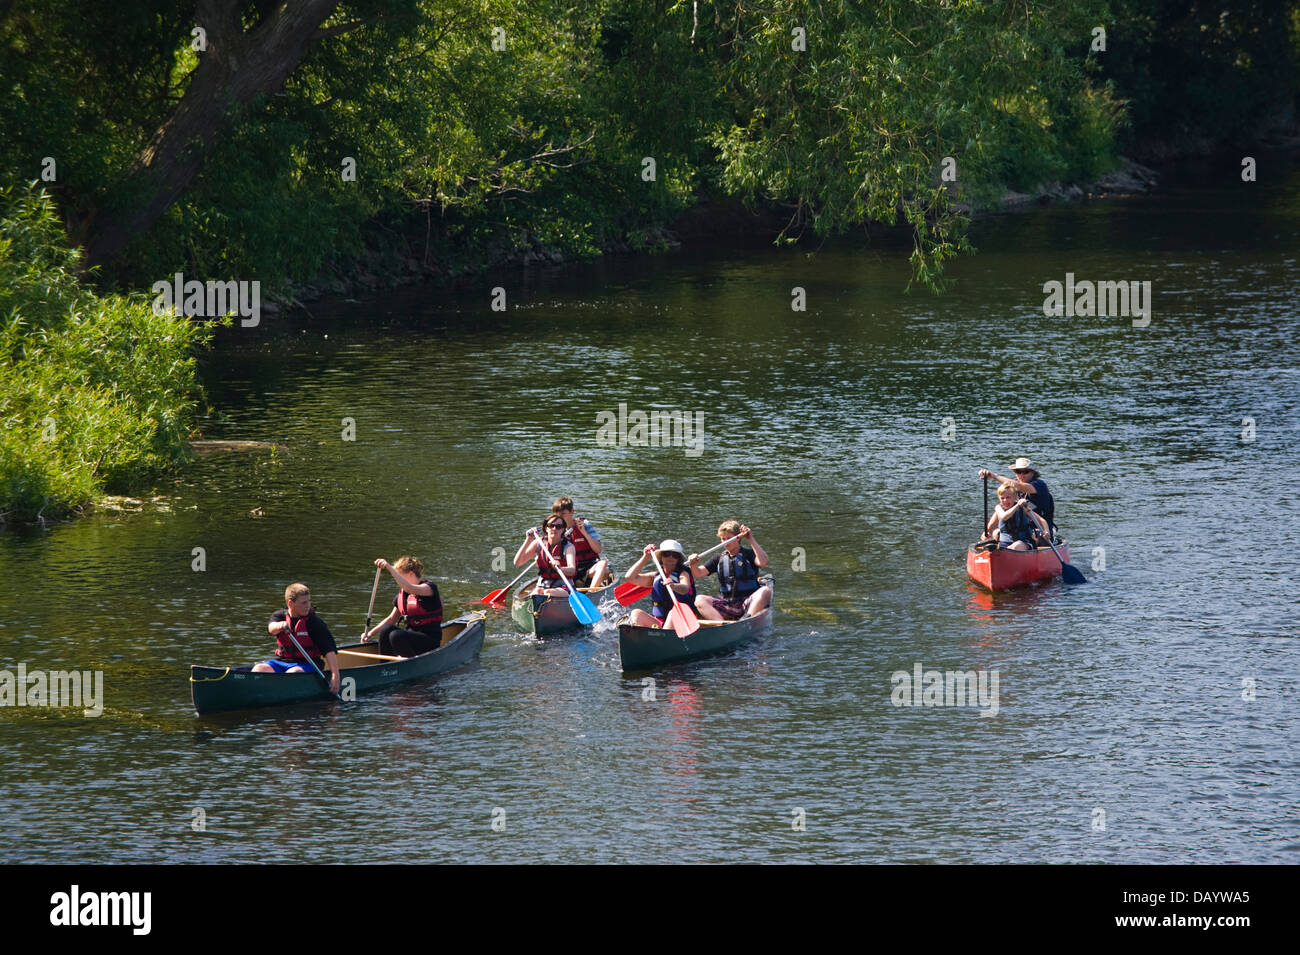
2,157,1297,863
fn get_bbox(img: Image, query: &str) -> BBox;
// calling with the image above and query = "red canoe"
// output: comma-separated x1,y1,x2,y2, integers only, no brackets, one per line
966,542,1070,591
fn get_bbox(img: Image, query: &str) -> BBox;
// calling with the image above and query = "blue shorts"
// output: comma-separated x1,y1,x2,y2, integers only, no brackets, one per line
260,657,321,673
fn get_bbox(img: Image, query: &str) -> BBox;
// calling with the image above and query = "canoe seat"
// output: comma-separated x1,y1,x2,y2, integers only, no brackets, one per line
338,649,405,663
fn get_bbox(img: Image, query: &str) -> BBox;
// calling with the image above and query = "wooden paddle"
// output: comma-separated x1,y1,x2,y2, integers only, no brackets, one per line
1018,494,1086,585
531,529,602,625
613,534,742,605
479,564,533,605
648,547,700,638
281,621,342,701
360,565,382,639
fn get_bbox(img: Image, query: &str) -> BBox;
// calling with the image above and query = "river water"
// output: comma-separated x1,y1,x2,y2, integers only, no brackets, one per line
2,157,1297,863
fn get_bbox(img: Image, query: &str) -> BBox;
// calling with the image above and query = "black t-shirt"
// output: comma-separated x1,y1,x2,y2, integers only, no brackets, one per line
269,609,338,656
1026,478,1055,528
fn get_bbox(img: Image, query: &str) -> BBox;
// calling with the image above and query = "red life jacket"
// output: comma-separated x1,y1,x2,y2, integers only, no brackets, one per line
567,519,599,566
536,539,567,585
275,612,320,662
397,582,443,629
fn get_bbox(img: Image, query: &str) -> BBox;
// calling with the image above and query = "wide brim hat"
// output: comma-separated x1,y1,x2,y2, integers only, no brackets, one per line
657,539,686,561
1010,457,1040,476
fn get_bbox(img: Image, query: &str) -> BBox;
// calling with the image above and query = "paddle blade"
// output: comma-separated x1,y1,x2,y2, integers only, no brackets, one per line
613,582,652,606
1061,563,1088,585
478,587,507,605
668,603,700,638
568,589,603,625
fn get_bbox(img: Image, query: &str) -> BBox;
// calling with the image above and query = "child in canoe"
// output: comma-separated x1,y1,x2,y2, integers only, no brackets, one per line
252,583,342,694
984,483,1050,551
552,496,610,589
690,520,772,621
624,540,697,629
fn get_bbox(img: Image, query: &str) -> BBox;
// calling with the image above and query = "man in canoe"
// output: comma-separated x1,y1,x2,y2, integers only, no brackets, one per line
624,540,697,628
984,482,1051,550
361,556,444,657
979,457,1057,536
252,583,342,694
514,516,578,596
689,521,772,620
551,496,609,588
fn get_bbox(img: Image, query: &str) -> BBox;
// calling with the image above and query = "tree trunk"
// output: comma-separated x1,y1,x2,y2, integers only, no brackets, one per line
82,0,341,270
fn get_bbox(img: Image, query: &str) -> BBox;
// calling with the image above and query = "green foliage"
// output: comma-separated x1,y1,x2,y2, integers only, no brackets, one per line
706,0,1118,288
0,181,209,522
5,0,1294,297
1100,0,1300,155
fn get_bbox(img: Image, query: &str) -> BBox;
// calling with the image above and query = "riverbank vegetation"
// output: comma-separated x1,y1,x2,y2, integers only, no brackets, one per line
0,184,208,523
4,0,1292,300
1,1,1297,519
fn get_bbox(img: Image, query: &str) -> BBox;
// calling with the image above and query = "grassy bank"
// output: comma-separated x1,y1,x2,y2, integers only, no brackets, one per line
0,182,209,523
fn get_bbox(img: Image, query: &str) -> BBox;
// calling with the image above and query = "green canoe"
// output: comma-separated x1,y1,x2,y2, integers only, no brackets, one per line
510,575,621,636
190,612,486,715
618,576,774,670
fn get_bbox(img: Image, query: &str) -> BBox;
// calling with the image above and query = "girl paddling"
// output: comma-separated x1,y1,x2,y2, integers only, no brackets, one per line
361,556,444,657
513,516,577,597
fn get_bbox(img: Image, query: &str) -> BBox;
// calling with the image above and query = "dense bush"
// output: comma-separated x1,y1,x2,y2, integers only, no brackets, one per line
0,182,209,522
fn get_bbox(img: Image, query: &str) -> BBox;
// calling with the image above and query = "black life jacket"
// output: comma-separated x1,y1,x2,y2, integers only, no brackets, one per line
717,548,760,600
998,506,1038,544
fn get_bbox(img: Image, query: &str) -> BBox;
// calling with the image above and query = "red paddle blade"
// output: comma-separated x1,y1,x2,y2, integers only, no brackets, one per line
613,582,652,605
668,603,699,638
478,588,507,605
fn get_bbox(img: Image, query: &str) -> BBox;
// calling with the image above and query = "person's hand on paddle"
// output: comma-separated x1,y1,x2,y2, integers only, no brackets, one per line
738,524,752,540
978,468,994,481
374,557,392,571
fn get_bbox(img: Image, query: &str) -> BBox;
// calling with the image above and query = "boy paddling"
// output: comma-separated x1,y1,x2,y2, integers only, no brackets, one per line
689,521,772,621
552,496,610,588
252,583,342,694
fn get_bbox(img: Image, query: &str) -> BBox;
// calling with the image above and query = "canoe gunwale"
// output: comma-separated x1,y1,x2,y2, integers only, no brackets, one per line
617,575,775,670
190,612,486,715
